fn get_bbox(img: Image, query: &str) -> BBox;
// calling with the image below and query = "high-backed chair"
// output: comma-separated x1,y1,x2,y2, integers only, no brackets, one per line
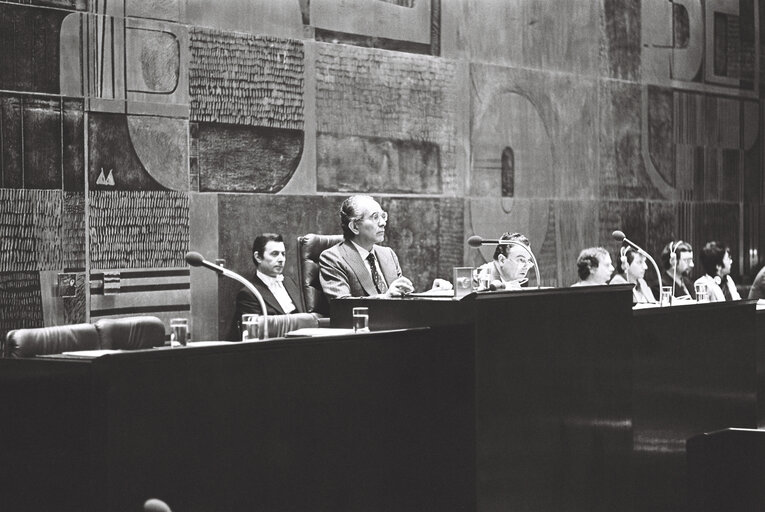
263,312,320,338
3,323,100,359
94,316,166,350
297,234,344,316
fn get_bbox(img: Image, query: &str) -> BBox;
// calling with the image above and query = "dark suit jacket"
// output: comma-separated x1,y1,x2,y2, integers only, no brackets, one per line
319,240,402,299
229,273,303,340
646,270,696,300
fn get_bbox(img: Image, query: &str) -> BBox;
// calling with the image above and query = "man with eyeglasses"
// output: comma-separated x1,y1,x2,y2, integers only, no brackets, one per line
474,232,533,289
647,240,696,300
320,195,449,299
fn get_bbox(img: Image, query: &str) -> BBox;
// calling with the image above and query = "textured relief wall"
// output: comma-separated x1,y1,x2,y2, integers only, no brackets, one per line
0,0,763,340
315,43,459,194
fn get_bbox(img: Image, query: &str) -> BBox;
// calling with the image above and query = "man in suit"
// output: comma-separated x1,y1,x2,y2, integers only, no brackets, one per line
474,232,532,289
230,233,304,339
319,195,416,299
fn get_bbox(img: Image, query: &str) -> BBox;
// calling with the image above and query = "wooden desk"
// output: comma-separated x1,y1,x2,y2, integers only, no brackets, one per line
332,286,636,512
0,327,475,512
331,290,760,512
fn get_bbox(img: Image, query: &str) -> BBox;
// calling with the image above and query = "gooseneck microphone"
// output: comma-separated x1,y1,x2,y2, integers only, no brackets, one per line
467,236,541,289
611,230,662,291
185,251,269,339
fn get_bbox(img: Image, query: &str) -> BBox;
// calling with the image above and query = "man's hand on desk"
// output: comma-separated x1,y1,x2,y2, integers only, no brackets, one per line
385,277,415,297
431,278,453,291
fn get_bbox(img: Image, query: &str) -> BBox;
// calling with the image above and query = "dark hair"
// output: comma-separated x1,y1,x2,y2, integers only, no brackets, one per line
576,247,609,281
340,195,375,240
252,233,283,266
493,232,530,260
699,241,729,277
660,240,693,270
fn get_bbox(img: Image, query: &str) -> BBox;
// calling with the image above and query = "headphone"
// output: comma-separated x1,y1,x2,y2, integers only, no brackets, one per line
619,246,629,271
669,240,684,266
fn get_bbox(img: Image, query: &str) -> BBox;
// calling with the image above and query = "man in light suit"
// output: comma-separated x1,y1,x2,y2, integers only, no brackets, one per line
230,233,304,339
474,232,532,289
319,195,416,299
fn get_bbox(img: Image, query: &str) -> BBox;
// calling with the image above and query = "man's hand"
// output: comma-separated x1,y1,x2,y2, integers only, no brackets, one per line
385,276,415,297
431,278,453,291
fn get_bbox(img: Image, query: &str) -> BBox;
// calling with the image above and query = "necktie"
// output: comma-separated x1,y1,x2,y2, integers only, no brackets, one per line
721,276,732,301
366,252,387,294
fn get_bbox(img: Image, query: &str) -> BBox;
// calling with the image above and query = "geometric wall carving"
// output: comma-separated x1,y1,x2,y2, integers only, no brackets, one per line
195,123,302,193
317,134,441,194
189,28,304,129
0,189,64,272
315,43,457,192
0,271,43,341
89,191,189,269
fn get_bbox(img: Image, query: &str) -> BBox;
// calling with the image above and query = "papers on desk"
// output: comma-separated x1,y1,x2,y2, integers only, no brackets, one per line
407,289,454,298
286,328,357,337
59,349,123,358
757,299,765,310
185,341,236,347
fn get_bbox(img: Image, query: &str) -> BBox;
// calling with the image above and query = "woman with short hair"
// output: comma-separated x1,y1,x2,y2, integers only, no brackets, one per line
694,241,740,301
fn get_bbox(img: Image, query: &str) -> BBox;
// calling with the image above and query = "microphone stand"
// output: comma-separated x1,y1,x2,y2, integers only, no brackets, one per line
186,253,269,339
496,240,541,289
219,267,269,339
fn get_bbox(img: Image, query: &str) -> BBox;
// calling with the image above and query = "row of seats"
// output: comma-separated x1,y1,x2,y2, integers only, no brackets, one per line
2,316,166,359
2,233,343,358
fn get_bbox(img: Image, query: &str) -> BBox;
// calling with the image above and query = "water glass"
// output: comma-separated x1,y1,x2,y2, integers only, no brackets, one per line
170,318,189,347
695,283,709,303
659,286,673,307
242,314,261,341
352,307,370,333
453,267,474,299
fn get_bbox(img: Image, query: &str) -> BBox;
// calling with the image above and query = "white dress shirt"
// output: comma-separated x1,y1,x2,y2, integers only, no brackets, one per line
257,270,297,313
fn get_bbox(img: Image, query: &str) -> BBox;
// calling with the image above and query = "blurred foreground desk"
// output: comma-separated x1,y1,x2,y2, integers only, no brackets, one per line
0,327,475,512
333,286,636,512
332,289,760,512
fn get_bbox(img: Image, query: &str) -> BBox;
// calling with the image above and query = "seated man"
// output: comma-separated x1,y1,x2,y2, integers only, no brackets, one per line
646,240,696,300
474,232,533,290
320,195,416,299
230,233,304,339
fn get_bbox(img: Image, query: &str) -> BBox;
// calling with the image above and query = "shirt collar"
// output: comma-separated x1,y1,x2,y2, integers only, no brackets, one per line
351,240,372,260
257,270,284,286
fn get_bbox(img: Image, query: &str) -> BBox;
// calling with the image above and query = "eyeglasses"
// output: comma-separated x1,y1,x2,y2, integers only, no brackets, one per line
511,256,531,267
364,211,388,223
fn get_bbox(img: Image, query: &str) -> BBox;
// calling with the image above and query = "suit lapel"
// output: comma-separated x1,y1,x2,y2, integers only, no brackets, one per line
283,275,303,313
340,241,379,296
251,274,285,314
374,245,399,286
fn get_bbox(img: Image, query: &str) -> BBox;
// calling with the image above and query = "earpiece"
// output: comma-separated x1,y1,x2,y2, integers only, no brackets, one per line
619,246,628,271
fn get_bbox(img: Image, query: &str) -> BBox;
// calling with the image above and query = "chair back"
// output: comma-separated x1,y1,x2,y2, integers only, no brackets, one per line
297,234,344,315
94,316,166,350
3,323,100,358
263,313,319,338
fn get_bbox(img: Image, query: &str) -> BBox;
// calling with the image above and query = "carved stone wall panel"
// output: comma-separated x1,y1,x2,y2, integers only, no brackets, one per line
89,190,189,269
315,43,458,193
0,271,43,342
0,189,63,272
189,28,304,130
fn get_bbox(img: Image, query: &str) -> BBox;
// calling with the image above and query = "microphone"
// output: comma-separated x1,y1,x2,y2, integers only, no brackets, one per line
185,251,269,339
611,231,663,291
467,235,541,289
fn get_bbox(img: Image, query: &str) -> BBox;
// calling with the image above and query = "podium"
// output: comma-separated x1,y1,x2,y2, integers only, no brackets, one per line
331,288,760,512
332,285,636,511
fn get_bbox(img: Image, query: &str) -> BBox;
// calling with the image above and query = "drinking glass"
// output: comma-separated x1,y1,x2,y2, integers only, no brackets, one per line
242,314,261,341
352,307,370,333
695,283,709,303
659,286,673,307
170,318,189,347
453,267,474,299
